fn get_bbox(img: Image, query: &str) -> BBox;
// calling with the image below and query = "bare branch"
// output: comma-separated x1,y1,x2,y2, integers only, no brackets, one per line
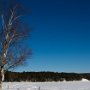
1,15,7,32
0,2,31,78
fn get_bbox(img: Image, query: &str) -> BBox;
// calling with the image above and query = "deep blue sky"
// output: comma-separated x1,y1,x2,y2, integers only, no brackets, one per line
1,0,90,73
18,0,90,73
17,0,90,73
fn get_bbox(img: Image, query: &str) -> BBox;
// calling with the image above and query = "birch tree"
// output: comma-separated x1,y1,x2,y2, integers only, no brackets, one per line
0,1,31,89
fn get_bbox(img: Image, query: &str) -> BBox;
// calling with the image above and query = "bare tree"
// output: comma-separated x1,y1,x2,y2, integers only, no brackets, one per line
0,1,31,89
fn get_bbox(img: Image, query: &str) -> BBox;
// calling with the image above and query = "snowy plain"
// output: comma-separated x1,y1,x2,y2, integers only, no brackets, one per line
2,79,90,90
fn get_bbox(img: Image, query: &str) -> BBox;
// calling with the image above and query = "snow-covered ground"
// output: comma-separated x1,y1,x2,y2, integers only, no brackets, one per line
2,79,90,90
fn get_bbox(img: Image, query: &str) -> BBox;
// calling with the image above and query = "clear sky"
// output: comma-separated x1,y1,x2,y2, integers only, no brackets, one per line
1,0,90,73
16,0,90,73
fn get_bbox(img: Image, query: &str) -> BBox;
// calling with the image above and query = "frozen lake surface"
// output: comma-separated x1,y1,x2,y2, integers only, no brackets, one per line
2,80,90,90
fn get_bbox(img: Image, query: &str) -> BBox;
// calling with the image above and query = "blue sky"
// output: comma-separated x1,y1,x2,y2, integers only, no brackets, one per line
1,0,90,73
17,0,90,73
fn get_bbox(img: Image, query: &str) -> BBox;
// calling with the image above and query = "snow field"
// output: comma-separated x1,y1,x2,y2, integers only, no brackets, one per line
2,80,90,90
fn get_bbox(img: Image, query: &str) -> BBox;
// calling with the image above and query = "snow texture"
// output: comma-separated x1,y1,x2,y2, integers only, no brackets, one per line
2,80,90,90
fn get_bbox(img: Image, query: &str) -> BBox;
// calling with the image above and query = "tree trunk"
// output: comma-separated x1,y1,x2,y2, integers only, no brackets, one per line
0,81,2,90
0,69,2,90
1,68,4,82
0,67,5,90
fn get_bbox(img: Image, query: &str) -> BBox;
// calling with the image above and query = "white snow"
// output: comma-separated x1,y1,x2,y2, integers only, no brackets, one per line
81,78,89,82
2,80,90,90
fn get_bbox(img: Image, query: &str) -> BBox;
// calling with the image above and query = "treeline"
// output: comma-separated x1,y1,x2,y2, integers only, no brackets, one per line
5,71,90,82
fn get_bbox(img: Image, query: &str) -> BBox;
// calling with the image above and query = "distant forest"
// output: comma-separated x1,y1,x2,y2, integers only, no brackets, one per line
5,71,90,82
